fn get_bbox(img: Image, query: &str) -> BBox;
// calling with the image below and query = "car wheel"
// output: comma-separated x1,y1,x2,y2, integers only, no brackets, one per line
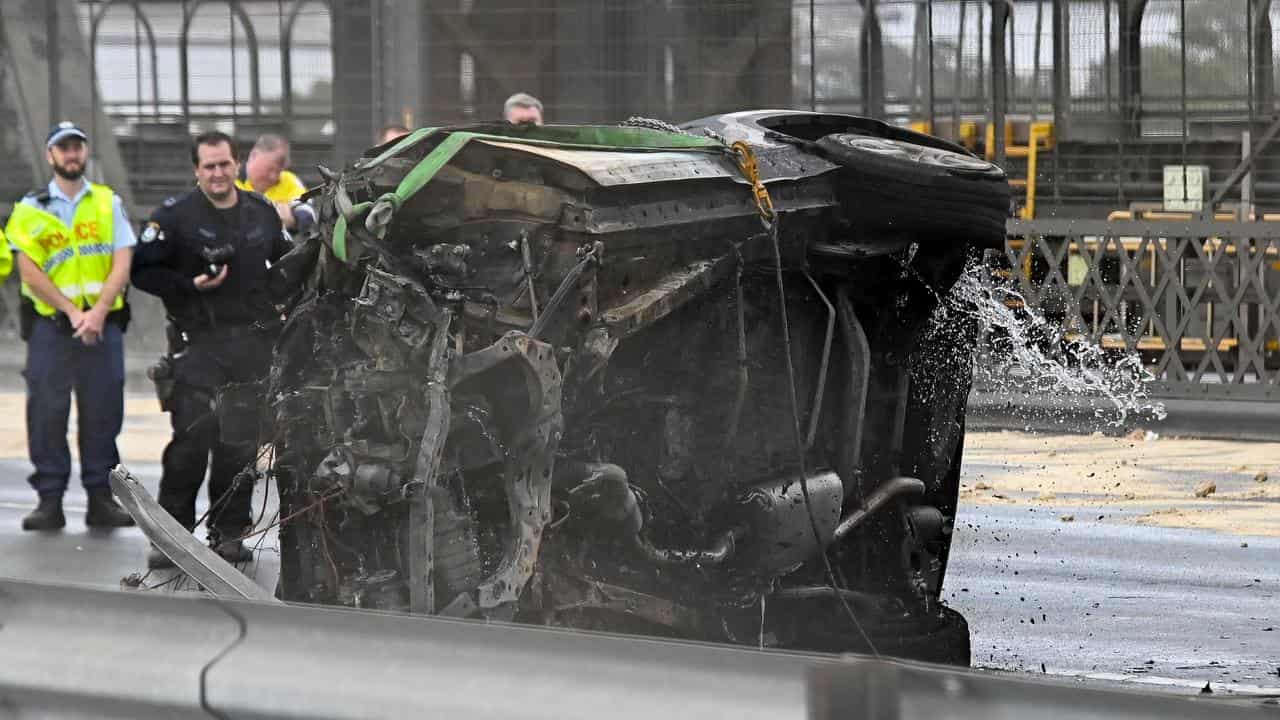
816,132,1011,248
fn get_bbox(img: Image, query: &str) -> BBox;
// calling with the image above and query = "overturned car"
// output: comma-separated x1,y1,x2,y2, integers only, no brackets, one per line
256,111,1007,664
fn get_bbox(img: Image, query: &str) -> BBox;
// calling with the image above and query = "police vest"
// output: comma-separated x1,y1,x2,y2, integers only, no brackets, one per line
0,228,12,283
4,184,122,317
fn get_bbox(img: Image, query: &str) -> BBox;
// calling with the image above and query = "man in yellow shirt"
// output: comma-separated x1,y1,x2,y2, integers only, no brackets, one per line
235,134,314,234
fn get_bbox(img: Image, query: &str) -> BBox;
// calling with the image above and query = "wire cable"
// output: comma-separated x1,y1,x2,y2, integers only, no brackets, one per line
766,219,879,657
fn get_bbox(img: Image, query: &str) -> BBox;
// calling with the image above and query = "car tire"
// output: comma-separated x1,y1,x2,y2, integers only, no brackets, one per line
816,132,1011,248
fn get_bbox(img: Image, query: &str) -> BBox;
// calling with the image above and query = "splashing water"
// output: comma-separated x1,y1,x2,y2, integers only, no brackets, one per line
937,263,1167,427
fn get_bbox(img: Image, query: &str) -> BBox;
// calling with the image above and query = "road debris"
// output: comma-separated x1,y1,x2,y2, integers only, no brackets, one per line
1195,481,1217,498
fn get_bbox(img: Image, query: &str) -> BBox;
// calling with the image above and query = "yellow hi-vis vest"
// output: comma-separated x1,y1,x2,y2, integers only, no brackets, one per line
0,228,12,283
3,184,122,317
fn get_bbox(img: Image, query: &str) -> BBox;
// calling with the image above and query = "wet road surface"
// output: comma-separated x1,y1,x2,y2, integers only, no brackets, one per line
947,493,1280,695
0,455,1276,698
0,459,281,593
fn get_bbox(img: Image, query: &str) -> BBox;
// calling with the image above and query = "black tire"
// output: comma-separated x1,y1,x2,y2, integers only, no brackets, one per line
775,598,971,666
816,132,1011,249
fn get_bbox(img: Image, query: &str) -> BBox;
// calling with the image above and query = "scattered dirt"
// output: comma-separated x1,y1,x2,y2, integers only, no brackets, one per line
3,392,1275,538
0,392,169,463
966,430,1280,537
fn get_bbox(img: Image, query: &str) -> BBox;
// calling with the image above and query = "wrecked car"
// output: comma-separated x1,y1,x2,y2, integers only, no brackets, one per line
257,111,1008,664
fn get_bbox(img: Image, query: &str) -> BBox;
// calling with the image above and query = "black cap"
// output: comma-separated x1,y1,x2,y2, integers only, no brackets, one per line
46,121,88,148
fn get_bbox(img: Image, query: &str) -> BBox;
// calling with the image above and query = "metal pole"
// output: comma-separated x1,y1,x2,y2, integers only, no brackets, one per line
1052,0,1066,203
1052,0,1066,137
89,3,99,143
1032,0,1043,121
955,0,967,141
280,0,292,136
1104,0,1113,113
927,0,936,130
1180,0,1188,207
861,0,884,119
134,9,143,123
1008,2,1016,114
911,2,922,119
180,0,191,130
809,0,816,110
978,0,986,106
229,3,238,129
1248,0,1255,129
47,1,60,123
992,0,1008,167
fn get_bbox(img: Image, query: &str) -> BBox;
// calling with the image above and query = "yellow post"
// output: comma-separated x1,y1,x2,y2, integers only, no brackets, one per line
1019,122,1055,220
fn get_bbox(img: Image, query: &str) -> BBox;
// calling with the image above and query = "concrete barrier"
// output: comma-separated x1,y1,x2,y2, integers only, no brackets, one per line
0,578,1271,719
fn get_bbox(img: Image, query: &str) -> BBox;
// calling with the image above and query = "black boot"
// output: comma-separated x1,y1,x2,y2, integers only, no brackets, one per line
147,544,176,570
85,489,136,528
212,538,253,564
22,495,65,531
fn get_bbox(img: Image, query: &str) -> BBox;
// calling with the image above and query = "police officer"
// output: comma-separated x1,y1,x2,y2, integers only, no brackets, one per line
131,130,293,568
3,121,136,531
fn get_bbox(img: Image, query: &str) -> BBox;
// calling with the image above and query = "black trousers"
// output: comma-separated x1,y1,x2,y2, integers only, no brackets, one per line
158,332,271,539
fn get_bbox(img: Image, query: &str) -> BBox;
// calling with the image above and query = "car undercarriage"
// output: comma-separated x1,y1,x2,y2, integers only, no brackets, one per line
202,111,1008,664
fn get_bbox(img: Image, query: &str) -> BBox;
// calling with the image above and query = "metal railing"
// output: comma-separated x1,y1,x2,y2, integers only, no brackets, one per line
1001,218,1280,401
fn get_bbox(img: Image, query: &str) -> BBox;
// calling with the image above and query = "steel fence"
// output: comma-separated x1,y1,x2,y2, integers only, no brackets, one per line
1002,218,1280,401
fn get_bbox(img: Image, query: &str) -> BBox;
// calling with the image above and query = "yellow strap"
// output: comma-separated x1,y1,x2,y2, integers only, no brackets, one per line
730,141,775,228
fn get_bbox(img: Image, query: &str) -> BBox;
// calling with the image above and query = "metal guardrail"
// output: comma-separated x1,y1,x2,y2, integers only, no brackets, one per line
1001,218,1280,402
0,578,1272,719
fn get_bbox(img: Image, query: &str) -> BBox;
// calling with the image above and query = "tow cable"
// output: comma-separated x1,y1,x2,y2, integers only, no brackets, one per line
729,141,880,656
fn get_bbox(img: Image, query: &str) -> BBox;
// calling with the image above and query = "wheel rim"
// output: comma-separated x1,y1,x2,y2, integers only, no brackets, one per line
831,133,1000,176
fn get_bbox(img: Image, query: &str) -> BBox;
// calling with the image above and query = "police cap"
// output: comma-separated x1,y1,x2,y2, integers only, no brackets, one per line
46,121,88,148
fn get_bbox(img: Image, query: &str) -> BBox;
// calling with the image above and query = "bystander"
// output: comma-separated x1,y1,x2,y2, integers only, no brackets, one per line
236,134,315,234
504,93,544,125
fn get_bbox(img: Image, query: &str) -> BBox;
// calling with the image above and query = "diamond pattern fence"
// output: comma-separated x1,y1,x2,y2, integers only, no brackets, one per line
996,219,1280,401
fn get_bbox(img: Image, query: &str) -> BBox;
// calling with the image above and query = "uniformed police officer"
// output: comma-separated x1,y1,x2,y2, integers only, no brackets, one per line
131,130,293,568
3,121,137,531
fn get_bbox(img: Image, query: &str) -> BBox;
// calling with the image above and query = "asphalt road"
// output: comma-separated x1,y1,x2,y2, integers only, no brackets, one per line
0,454,1276,698
947,500,1280,695
0,458,281,593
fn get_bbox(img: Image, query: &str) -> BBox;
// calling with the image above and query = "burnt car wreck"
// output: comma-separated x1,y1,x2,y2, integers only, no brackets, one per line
233,111,1006,663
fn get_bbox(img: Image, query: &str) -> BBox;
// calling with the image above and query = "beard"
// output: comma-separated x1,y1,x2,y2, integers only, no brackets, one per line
52,160,84,181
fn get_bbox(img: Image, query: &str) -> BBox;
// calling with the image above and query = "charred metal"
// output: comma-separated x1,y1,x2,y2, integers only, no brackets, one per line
261,111,1009,664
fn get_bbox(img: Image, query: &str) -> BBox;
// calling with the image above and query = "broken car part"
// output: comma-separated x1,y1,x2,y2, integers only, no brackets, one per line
258,111,1006,664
